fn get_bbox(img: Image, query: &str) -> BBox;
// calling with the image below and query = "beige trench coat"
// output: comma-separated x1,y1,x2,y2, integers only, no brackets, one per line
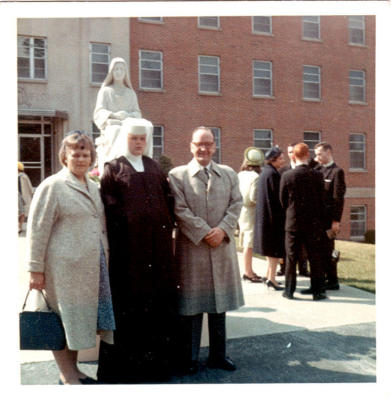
26,167,112,350
169,159,244,315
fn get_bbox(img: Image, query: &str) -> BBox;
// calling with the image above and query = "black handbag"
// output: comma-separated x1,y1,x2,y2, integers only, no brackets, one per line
19,289,66,351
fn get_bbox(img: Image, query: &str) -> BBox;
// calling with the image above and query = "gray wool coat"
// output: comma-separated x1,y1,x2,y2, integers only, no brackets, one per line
169,158,244,315
26,167,113,350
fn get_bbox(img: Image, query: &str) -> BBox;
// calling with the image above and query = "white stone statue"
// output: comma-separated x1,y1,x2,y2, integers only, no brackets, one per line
94,57,153,174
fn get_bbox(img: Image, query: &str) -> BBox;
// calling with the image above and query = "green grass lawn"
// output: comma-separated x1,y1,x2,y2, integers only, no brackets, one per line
335,240,375,294
237,237,375,294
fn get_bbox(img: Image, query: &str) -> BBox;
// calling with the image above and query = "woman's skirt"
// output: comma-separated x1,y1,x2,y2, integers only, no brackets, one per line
97,242,116,331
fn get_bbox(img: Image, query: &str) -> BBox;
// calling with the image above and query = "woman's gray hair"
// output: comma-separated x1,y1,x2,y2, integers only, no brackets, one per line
58,131,96,168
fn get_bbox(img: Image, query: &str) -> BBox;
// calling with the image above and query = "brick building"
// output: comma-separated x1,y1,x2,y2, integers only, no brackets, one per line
130,15,375,241
16,16,375,241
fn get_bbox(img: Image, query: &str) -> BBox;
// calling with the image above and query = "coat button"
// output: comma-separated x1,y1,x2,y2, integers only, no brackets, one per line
162,225,166,229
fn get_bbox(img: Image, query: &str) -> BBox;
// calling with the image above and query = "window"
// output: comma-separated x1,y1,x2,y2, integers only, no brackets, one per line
89,43,110,84
153,126,164,161
253,61,272,97
302,16,320,40
303,131,321,158
139,50,163,89
17,36,47,80
348,16,365,45
253,129,273,155
349,70,366,103
349,133,366,170
350,205,366,239
198,17,220,29
303,65,321,100
252,16,272,34
198,56,220,94
138,17,163,23
210,127,221,163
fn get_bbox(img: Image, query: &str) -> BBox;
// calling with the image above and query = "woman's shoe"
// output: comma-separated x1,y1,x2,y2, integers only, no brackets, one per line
243,274,264,283
266,280,283,291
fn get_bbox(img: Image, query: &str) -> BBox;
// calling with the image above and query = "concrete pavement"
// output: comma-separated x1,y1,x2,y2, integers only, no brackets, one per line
18,229,376,385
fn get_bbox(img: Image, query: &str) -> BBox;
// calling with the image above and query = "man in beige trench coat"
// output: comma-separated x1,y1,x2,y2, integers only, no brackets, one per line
169,126,244,374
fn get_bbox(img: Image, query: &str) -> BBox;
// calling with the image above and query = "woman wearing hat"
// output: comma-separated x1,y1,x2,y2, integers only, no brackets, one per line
253,146,286,290
238,147,264,282
18,162,34,233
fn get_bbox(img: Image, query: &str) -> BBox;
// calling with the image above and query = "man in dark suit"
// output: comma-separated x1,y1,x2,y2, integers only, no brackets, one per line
280,143,327,301
278,142,309,277
313,142,346,290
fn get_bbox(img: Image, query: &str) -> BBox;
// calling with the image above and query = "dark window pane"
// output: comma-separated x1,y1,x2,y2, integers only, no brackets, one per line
44,136,52,178
19,123,42,134
23,168,42,188
20,137,41,162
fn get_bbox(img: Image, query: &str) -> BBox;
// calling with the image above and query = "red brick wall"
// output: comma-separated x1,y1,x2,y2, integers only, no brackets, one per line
129,16,375,240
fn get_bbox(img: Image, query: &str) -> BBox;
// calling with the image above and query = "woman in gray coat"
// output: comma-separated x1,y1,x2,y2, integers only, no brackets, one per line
26,132,115,385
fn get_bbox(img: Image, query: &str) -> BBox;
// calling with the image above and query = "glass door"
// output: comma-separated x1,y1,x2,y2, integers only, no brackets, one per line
18,117,53,187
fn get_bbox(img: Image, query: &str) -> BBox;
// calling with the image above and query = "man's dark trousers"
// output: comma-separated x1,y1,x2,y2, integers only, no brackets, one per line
285,230,325,295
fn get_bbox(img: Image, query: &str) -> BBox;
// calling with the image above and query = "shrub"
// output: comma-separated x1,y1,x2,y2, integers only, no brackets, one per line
364,229,375,244
158,154,174,177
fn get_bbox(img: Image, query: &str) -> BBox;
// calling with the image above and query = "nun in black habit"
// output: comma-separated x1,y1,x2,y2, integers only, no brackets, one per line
96,119,177,383
253,146,286,291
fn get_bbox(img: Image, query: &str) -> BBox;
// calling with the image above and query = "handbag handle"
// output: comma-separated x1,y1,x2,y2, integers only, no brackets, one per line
22,289,53,312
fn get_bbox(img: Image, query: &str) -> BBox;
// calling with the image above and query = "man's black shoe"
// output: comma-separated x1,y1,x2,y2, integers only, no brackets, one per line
300,287,314,295
207,357,236,371
313,293,328,301
277,269,285,276
299,270,310,277
324,282,340,290
282,292,294,300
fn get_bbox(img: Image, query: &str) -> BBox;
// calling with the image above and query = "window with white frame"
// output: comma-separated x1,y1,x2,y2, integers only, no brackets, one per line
210,127,221,163
348,16,365,45
349,133,366,170
153,125,164,161
198,56,220,94
253,61,272,97
198,17,220,29
303,65,321,100
90,43,110,84
253,129,273,155
139,50,163,89
252,16,272,34
138,17,163,23
349,70,366,103
17,36,47,80
350,205,367,239
302,16,320,40
303,131,321,158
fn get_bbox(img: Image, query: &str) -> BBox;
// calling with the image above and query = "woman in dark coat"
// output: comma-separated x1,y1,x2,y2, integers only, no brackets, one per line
96,120,177,383
254,146,286,290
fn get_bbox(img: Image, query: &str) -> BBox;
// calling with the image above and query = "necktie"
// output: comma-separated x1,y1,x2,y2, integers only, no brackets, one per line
204,167,210,180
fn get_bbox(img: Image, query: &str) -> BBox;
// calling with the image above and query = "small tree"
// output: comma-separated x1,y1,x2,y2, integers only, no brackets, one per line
158,154,174,177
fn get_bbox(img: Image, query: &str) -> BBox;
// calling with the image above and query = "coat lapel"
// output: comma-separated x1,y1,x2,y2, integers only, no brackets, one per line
62,168,99,213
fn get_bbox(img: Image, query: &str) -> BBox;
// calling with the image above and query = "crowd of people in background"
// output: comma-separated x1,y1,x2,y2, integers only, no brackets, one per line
238,141,346,302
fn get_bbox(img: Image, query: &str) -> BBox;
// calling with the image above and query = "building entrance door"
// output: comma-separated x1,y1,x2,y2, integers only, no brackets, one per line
18,116,53,187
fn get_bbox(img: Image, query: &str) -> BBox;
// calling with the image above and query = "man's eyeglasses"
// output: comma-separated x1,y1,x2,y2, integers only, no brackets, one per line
192,142,214,148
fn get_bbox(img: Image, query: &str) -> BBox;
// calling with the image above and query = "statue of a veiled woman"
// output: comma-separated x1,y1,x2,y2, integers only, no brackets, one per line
94,57,153,174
